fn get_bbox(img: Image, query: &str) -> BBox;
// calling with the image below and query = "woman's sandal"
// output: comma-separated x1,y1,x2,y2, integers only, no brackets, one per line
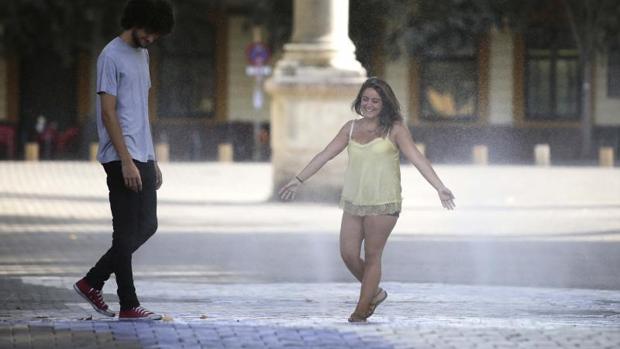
348,288,389,323
367,288,388,318
347,312,369,323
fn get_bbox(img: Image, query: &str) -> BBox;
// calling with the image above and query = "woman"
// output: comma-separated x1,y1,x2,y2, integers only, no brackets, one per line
279,77,455,322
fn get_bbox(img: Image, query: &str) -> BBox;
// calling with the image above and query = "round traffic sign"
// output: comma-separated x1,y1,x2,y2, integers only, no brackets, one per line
246,42,270,65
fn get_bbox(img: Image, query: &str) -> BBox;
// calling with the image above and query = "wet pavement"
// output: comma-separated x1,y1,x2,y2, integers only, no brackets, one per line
1,162,619,348
2,278,620,349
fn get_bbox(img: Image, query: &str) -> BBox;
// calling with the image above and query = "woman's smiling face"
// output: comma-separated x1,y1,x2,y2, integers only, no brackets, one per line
360,87,383,119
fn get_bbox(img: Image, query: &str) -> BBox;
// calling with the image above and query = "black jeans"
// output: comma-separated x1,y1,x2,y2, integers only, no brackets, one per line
85,160,157,310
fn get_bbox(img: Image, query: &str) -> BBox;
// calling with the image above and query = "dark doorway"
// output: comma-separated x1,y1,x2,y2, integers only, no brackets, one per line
18,49,77,157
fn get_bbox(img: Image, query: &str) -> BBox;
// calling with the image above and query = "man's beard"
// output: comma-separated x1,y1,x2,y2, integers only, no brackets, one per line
131,29,148,48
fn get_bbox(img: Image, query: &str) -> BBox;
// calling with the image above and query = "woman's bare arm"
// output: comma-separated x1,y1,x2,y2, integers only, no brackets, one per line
393,122,455,209
279,120,352,201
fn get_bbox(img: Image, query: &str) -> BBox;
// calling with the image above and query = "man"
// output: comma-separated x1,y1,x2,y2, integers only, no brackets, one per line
74,0,174,320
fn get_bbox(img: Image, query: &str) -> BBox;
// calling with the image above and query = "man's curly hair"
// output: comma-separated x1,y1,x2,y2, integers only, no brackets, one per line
121,0,174,35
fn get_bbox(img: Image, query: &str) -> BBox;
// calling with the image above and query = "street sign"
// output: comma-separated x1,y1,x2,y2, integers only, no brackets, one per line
245,40,272,161
245,66,272,76
246,42,270,66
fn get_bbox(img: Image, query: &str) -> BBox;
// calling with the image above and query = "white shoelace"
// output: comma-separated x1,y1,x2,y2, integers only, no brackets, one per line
135,307,153,315
89,288,105,306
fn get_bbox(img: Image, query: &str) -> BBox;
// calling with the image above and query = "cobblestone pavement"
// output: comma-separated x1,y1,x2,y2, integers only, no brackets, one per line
1,162,620,348
1,278,620,349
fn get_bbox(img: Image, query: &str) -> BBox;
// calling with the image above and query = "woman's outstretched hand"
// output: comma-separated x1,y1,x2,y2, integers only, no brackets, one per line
278,178,301,201
438,187,455,210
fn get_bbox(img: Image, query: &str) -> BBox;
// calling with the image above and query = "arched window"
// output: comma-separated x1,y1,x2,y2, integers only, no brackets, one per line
420,38,479,121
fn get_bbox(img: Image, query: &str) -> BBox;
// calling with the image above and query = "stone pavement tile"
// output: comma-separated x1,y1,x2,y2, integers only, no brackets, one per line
11,325,31,348
51,331,72,349
182,345,202,349
3,278,620,348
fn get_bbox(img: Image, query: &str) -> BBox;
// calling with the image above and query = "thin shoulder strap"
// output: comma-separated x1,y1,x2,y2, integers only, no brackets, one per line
386,125,391,138
349,120,355,141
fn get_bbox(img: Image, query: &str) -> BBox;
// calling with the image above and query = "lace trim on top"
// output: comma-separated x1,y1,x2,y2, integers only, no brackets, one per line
340,199,401,216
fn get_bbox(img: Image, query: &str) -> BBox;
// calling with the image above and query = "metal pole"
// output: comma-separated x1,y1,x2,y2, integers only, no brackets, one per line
252,26,264,161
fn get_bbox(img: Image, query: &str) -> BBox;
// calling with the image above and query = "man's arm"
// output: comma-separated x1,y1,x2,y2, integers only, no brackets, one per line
100,93,142,192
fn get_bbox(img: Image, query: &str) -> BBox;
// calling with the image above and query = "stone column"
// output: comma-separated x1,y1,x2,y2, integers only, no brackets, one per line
266,0,366,202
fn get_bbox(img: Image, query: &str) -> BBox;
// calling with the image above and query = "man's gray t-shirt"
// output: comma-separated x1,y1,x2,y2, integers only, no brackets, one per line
96,37,155,163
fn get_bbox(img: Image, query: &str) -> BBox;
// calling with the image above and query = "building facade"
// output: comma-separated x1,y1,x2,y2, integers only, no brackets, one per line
0,2,618,163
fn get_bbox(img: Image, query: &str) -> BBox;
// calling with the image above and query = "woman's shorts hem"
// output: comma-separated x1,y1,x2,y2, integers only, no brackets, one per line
340,199,401,217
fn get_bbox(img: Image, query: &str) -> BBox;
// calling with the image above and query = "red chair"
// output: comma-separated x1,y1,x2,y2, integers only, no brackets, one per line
0,125,16,159
55,127,80,155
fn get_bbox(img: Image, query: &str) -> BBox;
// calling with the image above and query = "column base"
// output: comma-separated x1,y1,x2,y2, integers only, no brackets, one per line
267,78,366,203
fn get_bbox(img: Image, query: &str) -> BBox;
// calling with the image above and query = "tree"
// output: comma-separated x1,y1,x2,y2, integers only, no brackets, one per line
0,0,222,64
0,0,126,64
382,0,620,159
559,0,620,157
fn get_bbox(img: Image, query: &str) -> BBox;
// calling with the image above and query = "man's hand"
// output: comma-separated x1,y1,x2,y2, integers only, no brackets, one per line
155,162,163,190
122,160,142,192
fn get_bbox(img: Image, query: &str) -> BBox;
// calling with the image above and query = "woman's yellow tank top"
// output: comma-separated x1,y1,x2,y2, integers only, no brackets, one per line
340,120,402,216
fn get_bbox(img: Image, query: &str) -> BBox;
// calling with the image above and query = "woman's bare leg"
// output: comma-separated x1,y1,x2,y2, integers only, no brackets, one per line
339,212,364,282
353,214,397,316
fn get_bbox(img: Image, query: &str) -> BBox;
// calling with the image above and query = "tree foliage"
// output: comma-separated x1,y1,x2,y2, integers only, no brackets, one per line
3,0,619,60
0,0,126,61
0,0,221,64
374,0,620,59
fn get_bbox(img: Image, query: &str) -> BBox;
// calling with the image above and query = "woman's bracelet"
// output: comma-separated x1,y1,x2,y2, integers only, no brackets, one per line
295,176,304,184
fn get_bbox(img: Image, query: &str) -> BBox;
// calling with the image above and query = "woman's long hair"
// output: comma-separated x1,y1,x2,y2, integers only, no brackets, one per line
351,77,403,135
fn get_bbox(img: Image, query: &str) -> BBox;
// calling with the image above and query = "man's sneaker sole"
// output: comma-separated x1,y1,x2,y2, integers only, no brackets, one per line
73,283,116,317
119,313,163,321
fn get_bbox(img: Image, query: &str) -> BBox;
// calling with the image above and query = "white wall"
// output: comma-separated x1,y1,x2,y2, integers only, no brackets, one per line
226,17,271,123
594,54,620,126
488,29,514,126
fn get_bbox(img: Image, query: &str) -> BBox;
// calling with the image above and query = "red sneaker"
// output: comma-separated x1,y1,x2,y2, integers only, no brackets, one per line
119,306,162,321
73,278,115,317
